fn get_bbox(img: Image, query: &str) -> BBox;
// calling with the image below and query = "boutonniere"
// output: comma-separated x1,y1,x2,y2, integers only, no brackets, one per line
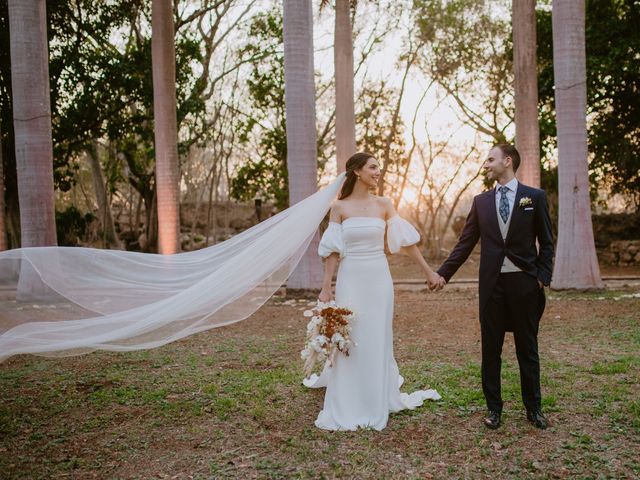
519,197,533,208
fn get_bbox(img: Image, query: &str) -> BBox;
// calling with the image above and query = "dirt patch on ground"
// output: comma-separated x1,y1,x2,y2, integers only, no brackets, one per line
1,284,639,479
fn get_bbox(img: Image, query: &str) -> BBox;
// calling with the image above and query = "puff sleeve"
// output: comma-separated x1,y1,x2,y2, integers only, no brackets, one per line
386,215,420,254
318,222,344,258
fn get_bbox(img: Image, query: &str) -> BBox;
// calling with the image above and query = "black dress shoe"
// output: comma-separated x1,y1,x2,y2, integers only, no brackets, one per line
526,410,548,429
484,410,502,429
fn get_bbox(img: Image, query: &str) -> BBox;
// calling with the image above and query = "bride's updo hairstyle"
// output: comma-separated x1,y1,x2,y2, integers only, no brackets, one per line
339,152,376,200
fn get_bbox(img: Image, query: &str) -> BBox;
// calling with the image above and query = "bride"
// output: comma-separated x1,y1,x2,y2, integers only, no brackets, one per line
304,152,442,431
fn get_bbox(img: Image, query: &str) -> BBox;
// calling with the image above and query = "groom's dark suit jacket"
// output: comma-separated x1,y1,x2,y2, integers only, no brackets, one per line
437,183,554,315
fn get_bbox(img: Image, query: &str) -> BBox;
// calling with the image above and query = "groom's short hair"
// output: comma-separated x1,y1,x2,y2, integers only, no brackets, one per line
494,144,521,172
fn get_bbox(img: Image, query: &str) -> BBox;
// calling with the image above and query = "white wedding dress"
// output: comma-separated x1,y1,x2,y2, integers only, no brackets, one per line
303,215,441,431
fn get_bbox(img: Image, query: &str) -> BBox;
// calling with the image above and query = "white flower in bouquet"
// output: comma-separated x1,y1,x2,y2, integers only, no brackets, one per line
301,300,355,378
300,347,312,360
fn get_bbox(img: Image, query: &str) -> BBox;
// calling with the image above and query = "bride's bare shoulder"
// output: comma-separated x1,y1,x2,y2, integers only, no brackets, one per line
375,195,393,206
331,199,346,210
374,195,394,210
374,196,396,217
329,200,344,222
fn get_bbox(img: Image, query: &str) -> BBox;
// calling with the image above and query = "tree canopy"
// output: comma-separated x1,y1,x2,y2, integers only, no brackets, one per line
537,0,640,205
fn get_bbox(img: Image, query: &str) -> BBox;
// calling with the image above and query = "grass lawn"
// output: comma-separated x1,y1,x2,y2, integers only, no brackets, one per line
1,285,639,479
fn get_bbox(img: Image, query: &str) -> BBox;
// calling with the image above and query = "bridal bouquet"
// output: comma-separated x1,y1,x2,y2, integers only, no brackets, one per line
301,301,355,377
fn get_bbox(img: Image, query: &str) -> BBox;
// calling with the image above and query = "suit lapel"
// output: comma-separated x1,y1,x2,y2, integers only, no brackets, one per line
487,189,501,241
505,183,524,244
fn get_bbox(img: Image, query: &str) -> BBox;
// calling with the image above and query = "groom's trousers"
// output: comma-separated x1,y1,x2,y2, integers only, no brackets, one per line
480,271,545,413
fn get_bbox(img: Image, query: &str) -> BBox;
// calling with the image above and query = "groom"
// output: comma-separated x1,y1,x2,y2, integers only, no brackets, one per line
433,144,554,430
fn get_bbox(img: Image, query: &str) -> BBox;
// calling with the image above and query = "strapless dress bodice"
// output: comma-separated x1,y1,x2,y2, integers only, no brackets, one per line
339,217,386,257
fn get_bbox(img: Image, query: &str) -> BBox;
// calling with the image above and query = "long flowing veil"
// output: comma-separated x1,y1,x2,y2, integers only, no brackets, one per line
0,173,346,362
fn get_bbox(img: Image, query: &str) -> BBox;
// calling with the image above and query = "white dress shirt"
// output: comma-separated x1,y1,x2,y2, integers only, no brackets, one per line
495,177,518,216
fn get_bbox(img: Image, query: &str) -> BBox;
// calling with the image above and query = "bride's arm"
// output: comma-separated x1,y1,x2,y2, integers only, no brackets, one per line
400,244,441,286
382,197,442,287
319,254,339,302
318,205,341,302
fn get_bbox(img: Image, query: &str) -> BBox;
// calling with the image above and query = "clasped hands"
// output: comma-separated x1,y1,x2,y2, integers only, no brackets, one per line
426,272,446,291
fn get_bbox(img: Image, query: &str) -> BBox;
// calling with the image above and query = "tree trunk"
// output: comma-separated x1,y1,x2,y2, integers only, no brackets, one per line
513,0,541,187
134,191,143,240
8,0,56,248
334,0,356,173
551,0,603,290
141,189,158,252
86,143,122,249
1,121,20,249
152,0,180,254
5,192,20,249
205,158,220,246
128,185,134,236
0,124,6,251
283,0,323,289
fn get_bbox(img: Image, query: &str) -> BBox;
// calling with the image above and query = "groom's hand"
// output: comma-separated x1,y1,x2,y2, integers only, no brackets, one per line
426,273,446,291
538,280,544,289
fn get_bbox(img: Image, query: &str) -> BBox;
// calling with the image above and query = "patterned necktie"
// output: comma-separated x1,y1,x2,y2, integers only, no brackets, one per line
498,186,510,223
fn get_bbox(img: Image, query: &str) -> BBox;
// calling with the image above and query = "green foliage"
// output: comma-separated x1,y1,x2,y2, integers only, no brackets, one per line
44,1,205,191
415,0,506,78
537,0,640,205
55,205,96,246
0,0,207,249
230,10,289,209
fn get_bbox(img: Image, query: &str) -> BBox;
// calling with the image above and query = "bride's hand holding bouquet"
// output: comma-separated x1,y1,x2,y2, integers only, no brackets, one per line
301,299,355,378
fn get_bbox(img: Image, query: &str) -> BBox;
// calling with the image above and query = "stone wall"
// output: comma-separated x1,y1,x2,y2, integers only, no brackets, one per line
605,240,640,266
592,212,640,248
179,200,278,251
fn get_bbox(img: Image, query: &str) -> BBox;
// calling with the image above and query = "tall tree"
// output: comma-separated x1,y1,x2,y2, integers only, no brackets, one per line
334,0,356,173
152,0,180,254
0,124,6,251
283,0,322,289
8,0,56,247
512,0,540,187
551,0,602,290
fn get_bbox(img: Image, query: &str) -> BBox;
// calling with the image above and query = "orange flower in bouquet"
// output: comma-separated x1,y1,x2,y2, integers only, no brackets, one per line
301,300,355,378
